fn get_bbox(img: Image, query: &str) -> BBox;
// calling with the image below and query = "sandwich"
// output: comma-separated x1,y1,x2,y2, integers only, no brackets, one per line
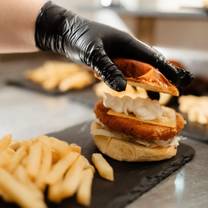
91,59,185,162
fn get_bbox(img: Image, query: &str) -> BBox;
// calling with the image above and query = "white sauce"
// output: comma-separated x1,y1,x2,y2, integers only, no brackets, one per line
103,93,163,121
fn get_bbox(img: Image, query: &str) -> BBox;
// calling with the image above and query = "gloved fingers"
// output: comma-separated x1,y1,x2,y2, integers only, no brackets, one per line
146,91,160,100
90,46,127,92
117,34,193,87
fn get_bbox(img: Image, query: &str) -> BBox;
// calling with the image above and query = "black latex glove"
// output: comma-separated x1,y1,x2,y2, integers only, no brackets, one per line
35,1,192,92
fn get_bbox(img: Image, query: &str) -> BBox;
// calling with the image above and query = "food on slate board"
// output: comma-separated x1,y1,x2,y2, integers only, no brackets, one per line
91,59,186,162
179,95,208,125
25,61,94,92
0,134,114,207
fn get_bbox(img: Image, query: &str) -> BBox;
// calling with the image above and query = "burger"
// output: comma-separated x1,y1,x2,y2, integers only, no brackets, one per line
91,59,185,162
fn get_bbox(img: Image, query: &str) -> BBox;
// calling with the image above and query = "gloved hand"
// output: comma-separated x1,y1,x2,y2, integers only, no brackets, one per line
35,1,192,92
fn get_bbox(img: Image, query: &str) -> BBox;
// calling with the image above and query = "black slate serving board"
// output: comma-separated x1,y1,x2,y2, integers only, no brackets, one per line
0,122,195,208
48,122,194,208
50,122,194,208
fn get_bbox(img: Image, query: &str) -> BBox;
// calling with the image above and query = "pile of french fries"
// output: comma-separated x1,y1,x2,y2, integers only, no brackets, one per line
179,95,208,125
25,61,94,92
0,134,114,208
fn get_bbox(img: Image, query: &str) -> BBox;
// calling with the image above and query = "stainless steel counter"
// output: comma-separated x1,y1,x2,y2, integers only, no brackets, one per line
128,139,208,208
0,2,208,207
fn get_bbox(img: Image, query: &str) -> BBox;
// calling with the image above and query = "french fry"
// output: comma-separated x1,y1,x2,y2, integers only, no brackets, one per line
83,157,95,173
14,166,43,199
0,150,12,167
36,145,52,190
69,143,81,153
25,68,47,84
48,180,63,203
0,188,11,202
26,61,95,93
61,156,86,199
0,134,12,152
59,71,93,92
39,136,69,161
92,153,114,181
0,169,46,208
21,140,34,153
9,141,21,151
83,156,91,168
0,133,96,207
26,141,42,180
77,168,94,206
7,146,27,172
42,78,59,91
6,148,15,156
21,154,28,168
48,136,69,150
46,151,79,185
48,155,90,203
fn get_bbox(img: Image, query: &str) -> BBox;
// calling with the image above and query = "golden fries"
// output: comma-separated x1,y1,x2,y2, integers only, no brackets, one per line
0,169,46,208
77,167,94,206
7,146,27,172
59,71,94,92
38,136,71,161
0,149,13,168
27,141,42,180
25,61,94,92
0,133,116,207
179,96,208,125
48,156,91,203
48,180,63,202
9,141,21,151
0,188,11,202
92,153,114,181
0,134,12,152
61,156,86,199
69,143,81,153
36,145,52,190
14,166,43,199
0,135,92,207
46,151,80,185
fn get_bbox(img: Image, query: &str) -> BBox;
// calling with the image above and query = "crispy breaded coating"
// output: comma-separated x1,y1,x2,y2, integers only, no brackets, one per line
94,101,184,141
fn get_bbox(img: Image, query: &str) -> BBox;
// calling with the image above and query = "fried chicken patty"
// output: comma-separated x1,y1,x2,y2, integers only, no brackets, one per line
94,101,184,141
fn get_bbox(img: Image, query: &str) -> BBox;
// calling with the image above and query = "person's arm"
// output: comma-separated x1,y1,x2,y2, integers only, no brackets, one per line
0,0,44,53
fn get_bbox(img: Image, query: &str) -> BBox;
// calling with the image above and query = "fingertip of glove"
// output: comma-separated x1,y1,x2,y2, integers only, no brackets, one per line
107,76,127,92
176,66,194,87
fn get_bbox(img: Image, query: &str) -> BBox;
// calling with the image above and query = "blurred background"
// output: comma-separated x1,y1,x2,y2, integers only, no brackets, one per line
54,0,208,75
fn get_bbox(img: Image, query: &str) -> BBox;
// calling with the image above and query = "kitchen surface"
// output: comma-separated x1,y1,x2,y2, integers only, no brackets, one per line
0,0,208,208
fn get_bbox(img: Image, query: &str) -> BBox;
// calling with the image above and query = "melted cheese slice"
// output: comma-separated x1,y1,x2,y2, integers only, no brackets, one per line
107,106,176,128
